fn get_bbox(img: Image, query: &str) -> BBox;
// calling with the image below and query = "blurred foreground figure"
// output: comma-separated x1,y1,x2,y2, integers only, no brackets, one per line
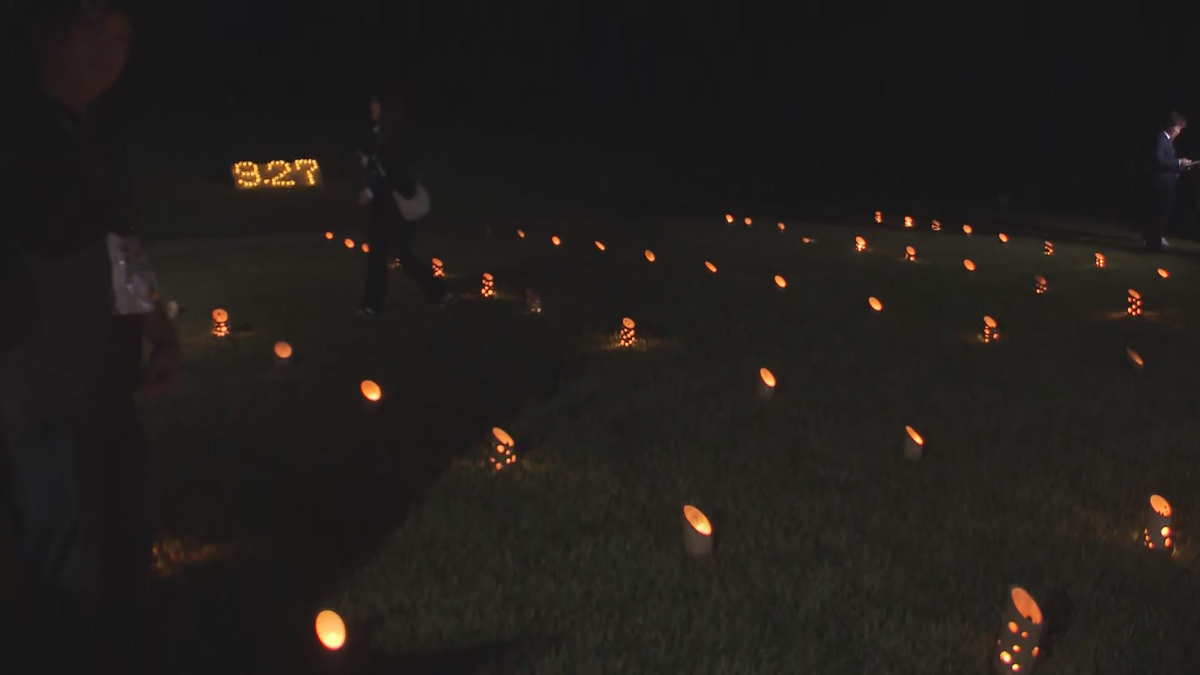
0,1,181,669
354,89,449,317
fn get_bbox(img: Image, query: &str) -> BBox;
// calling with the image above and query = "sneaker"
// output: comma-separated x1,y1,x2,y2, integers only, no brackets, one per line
354,305,379,319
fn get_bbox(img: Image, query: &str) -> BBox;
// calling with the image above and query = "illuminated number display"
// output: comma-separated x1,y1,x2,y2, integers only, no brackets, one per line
232,159,323,189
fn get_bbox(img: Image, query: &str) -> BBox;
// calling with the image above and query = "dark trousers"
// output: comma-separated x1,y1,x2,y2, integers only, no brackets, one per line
363,198,445,310
1145,178,1177,249
0,397,153,671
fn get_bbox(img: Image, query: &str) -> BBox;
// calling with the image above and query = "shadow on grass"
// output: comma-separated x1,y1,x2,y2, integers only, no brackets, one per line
140,288,589,672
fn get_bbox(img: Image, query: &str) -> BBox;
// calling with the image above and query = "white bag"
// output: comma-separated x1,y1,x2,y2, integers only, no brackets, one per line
393,182,431,221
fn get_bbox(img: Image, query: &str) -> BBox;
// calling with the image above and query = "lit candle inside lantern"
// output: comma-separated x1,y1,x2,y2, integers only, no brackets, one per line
360,380,382,411
868,296,883,311
645,250,656,263
777,221,786,232
1127,289,1142,316
517,229,526,238
1034,275,1047,295
595,240,606,251
904,425,924,460
682,504,713,558
962,224,973,235
618,317,636,348
324,231,333,240
963,259,976,272
904,246,916,262
931,219,942,231
1157,267,1170,279
551,236,562,246
1126,347,1144,371
361,243,370,253
904,215,913,228
758,367,776,400
996,586,1043,674
1095,252,1105,268
1144,494,1174,552
343,238,355,249
998,233,1009,243
774,275,787,289
705,261,718,273
431,257,444,278
211,309,229,338
874,211,883,223
1044,240,1054,256
801,237,812,244
855,236,866,252
982,315,999,343
481,273,495,298
273,341,293,361
491,427,517,471
744,217,753,227
315,609,346,651
725,214,734,223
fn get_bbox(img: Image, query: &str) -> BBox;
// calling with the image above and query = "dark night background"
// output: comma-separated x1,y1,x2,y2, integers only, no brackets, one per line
24,2,1200,222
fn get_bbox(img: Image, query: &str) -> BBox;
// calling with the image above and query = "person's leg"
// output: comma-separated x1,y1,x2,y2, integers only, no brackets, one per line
1146,182,1168,250
362,208,395,311
393,222,447,302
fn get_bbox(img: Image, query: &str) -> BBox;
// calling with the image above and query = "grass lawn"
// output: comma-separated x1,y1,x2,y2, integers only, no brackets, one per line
141,212,1200,673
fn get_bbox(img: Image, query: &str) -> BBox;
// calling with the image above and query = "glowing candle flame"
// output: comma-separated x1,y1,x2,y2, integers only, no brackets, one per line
962,224,973,235
315,610,346,651
998,233,1009,243
963,259,976,271
324,231,333,240
1158,268,1170,279
777,222,786,232
874,211,882,223
273,341,293,359
906,425,924,446
343,238,355,249
1151,494,1172,517
645,250,656,262
868,296,883,311
855,236,866,252
360,380,382,402
759,367,776,388
774,275,787,288
595,240,606,251
517,229,526,238
551,236,561,246
683,505,712,536
705,261,718,273
725,214,734,223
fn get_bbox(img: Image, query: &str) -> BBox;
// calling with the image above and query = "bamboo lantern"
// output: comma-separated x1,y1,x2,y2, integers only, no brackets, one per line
360,380,382,411
744,217,753,227
725,214,734,223
431,257,445,278
1043,241,1054,256
777,221,786,232
904,215,913,228
931,219,942,231
211,309,229,338
868,296,883,311
315,609,346,651
682,504,714,558
1094,252,1105,268
758,367,776,400
1143,494,1174,553
1127,289,1142,317
774,275,787,289
343,238,355,249
273,341,293,361
998,233,1009,243
517,229,526,239
963,259,977,272
874,211,883,223
491,427,517,471
1126,347,1144,371
551,235,562,246
963,224,973,235
324,231,333,240
1157,268,1169,279
481,273,495,298
705,261,718,274
982,315,999,343
904,425,924,460
618,317,636,348
995,586,1043,674
904,246,916,262
645,250,656,263
855,236,867,252
1034,275,1047,295
361,243,369,253
595,240,606,251
801,237,812,244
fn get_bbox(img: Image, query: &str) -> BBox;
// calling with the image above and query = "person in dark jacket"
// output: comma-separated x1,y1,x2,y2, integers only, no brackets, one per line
0,2,182,669
354,91,450,317
1145,111,1193,251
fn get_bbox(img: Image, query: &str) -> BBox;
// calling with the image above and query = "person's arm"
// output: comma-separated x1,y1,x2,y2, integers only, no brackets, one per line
1155,135,1181,173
